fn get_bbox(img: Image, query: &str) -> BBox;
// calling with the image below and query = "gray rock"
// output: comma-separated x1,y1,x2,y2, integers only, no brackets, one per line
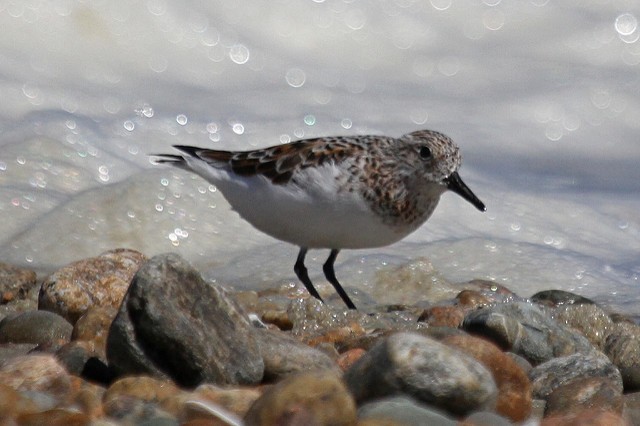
464,411,514,426
0,310,72,346
255,328,338,381
530,290,594,307
544,376,623,417
358,396,457,426
106,253,264,386
604,324,640,391
553,304,614,350
463,302,593,365
529,352,623,400
344,332,497,416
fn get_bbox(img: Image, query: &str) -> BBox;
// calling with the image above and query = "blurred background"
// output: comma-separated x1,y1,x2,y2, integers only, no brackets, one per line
0,1,638,312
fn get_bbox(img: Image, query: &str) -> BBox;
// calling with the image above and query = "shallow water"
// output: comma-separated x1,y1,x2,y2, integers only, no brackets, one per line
0,1,638,313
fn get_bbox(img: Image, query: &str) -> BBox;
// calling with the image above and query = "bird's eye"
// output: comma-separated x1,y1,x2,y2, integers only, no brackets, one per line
419,146,432,159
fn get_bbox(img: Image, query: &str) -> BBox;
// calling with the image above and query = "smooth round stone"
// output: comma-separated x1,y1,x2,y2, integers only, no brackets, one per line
243,371,356,426
344,332,497,416
604,324,640,391
443,334,532,422
0,262,37,304
553,304,614,350
358,396,457,426
0,310,72,346
254,328,338,381
464,411,514,426
530,290,594,307
463,302,594,365
103,376,184,419
0,354,72,404
544,376,623,417
529,352,623,400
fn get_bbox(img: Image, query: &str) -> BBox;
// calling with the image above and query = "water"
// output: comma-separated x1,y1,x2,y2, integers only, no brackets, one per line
0,1,638,313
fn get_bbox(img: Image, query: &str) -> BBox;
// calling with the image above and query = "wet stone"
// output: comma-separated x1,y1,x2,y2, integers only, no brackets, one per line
0,354,72,404
540,408,629,426
544,376,624,417
417,305,465,328
529,351,623,400
106,253,264,387
38,249,147,324
604,324,640,391
530,289,595,307
0,310,72,346
553,303,614,350
254,327,338,381
103,376,183,419
358,395,457,426
442,334,532,422
463,302,593,365
344,332,497,416
72,306,118,361
244,371,356,426
186,383,263,419
0,262,37,305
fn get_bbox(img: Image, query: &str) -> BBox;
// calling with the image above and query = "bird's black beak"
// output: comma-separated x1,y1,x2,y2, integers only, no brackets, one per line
444,172,486,212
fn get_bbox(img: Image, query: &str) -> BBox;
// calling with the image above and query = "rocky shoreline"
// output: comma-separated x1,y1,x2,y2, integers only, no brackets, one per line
0,248,638,425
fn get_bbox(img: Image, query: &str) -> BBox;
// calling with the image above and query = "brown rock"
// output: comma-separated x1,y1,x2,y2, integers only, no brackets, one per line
16,409,91,426
554,304,614,350
244,371,357,426
541,408,629,426
0,382,39,418
68,376,105,418
72,306,118,358
545,377,623,417
103,376,184,417
456,290,491,308
38,249,146,323
338,348,366,372
418,305,465,328
184,383,263,419
0,262,37,304
0,354,72,400
443,334,532,422
0,310,73,345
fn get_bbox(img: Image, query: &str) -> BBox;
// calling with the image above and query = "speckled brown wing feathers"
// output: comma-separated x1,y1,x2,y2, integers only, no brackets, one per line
176,138,365,185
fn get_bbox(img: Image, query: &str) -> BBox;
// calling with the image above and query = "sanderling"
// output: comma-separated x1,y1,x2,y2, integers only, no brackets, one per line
154,129,485,309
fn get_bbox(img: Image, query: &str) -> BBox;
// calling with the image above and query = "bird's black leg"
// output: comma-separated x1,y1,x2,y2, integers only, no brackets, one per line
294,247,324,302
323,249,357,310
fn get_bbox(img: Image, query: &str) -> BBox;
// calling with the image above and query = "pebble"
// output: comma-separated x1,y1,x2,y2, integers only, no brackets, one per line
0,250,632,424
106,253,264,386
103,376,184,419
442,334,532,422
0,310,72,346
463,302,593,365
0,354,72,404
529,352,623,400
244,371,356,426
540,408,629,425
544,376,623,417
255,327,338,381
604,323,640,391
358,395,457,426
344,332,497,416
0,262,37,306
38,249,147,323
72,306,118,360
553,304,614,350
417,305,465,328
530,290,595,307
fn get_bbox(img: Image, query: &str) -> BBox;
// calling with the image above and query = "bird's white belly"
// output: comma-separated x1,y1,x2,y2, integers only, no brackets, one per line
206,164,420,249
